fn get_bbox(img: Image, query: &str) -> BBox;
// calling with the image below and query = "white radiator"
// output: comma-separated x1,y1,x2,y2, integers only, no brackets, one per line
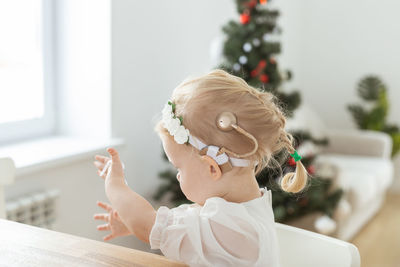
6,189,60,229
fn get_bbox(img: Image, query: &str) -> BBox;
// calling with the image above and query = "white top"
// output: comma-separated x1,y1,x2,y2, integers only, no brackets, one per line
150,188,281,267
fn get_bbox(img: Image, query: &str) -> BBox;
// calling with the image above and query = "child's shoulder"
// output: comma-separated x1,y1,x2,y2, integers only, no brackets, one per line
171,188,272,219
200,188,272,217
204,187,271,205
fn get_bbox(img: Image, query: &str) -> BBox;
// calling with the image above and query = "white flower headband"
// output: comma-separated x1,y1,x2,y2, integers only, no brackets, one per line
162,101,190,145
162,101,255,172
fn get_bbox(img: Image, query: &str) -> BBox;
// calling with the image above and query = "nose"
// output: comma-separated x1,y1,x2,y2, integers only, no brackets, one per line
176,172,180,182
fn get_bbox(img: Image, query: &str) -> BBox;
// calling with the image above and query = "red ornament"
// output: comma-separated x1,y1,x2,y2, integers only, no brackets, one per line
251,60,268,78
259,59,267,68
288,157,296,166
240,13,250,24
259,74,269,83
307,165,315,175
260,0,267,4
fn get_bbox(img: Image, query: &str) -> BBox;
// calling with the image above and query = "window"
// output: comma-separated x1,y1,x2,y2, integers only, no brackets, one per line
0,0,55,144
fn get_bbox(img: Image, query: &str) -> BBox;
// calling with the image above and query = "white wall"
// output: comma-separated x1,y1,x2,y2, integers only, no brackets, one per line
277,0,400,129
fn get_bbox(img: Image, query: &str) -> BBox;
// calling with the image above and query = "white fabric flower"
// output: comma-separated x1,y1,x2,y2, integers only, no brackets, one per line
167,118,181,135
161,100,189,145
163,115,173,129
162,112,172,122
162,103,173,120
164,102,173,112
174,126,190,144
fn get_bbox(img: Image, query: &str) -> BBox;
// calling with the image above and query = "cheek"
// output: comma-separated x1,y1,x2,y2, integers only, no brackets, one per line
180,166,208,191
178,170,196,190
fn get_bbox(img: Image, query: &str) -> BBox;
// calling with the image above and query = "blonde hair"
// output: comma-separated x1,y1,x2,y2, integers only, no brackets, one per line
155,69,308,193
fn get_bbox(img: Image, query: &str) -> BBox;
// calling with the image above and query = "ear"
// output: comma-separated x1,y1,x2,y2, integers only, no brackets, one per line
201,155,222,180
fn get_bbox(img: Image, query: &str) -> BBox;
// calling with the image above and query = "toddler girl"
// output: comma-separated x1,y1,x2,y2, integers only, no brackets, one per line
93,69,308,267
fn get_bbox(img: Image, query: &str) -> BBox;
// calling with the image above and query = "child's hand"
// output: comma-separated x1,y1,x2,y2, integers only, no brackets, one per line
94,148,125,182
94,201,131,241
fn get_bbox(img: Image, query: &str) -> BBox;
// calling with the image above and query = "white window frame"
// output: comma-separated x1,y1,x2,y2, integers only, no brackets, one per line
0,0,56,145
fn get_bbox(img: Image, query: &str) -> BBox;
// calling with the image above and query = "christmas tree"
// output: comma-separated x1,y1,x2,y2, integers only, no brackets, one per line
218,0,300,116
348,75,400,157
155,0,343,226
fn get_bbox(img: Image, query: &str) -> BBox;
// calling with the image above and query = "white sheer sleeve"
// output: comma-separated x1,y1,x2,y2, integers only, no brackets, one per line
149,199,261,266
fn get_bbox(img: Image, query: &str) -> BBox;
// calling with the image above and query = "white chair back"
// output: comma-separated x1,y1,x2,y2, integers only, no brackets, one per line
0,158,15,219
276,222,360,267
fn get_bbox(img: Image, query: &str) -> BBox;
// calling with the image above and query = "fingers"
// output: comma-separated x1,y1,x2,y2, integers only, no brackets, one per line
106,148,124,177
95,155,110,163
97,223,110,231
97,201,113,212
107,148,123,169
113,210,119,219
103,234,114,241
93,160,105,171
99,160,112,177
107,148,120,161
94,155,111,177
94,159,111,180
93,213,109,222
94,149,125,180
